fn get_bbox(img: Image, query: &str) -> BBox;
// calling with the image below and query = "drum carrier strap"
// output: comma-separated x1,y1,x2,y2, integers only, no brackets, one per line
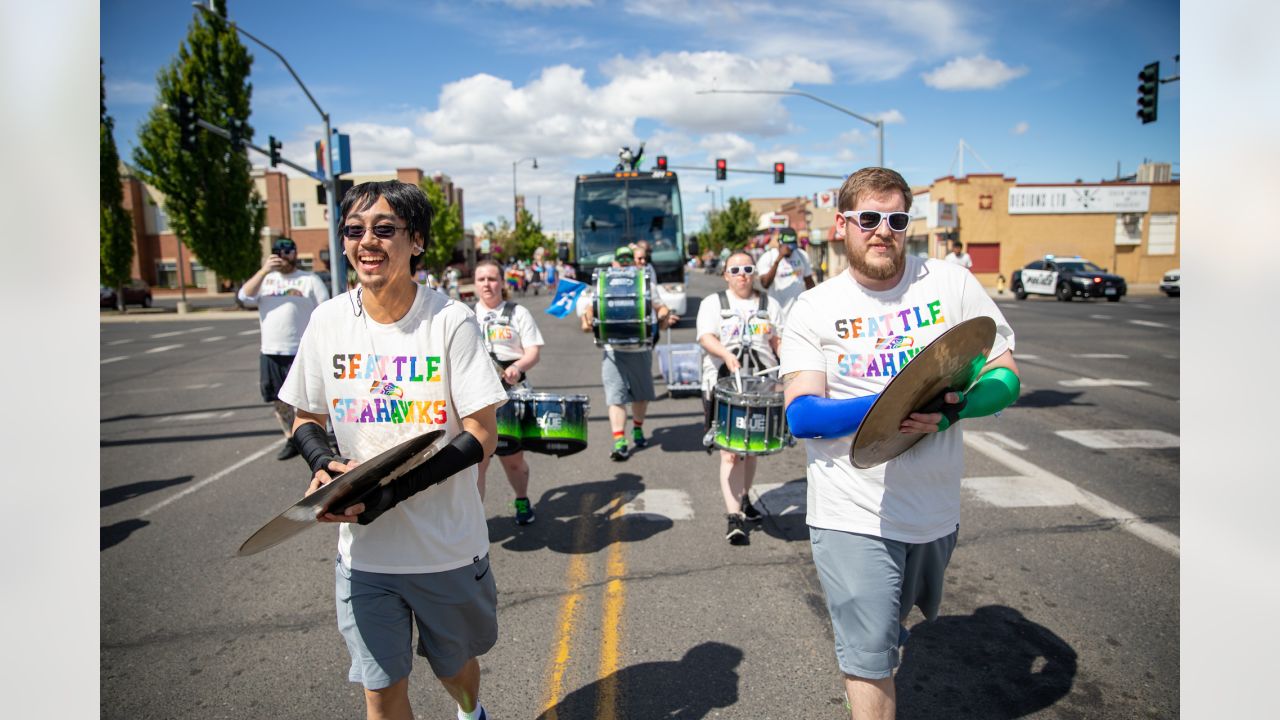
715,290,770,374
487,302,524,388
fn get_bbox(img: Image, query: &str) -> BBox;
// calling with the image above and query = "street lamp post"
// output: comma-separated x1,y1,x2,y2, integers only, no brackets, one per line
512,157,537,225
194,2,345,297
704,185,717,212
697,89,885,167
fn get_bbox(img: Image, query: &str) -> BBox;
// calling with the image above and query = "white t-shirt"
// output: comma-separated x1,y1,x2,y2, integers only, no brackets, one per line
695,290,782,390
238,270,330,355
945,251,973,269
476,301,545,362
278,284,508,574
577,265,666,353
757,247,814,320
779,257,1015,544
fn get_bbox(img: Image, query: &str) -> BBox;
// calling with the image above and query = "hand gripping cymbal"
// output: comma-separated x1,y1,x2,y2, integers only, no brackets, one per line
849,317,996,469
237,429,446,557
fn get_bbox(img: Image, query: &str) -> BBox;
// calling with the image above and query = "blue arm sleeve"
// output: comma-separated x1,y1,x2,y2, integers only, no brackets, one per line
786,393,880,439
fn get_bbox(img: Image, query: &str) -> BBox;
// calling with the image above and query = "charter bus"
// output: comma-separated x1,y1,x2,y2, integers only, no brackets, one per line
571,169,687,313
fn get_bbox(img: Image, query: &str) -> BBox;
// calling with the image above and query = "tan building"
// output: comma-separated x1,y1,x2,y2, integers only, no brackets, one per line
118,166,467,291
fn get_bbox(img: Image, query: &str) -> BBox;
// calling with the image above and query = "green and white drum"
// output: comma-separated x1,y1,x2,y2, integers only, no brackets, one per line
495,389,529,456
592,266,657,347
520,393,590,457
713,376,789,455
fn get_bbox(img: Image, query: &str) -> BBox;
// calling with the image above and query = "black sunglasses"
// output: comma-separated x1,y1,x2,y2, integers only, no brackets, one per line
342,224,406,239
842,210,911,232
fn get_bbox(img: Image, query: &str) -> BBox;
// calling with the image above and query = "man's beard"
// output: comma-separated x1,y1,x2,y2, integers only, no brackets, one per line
848,241,906,281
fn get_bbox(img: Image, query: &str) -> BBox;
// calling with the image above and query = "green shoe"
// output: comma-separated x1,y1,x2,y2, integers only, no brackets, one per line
610,439,630,461
631,425,647,448
514,497,535,526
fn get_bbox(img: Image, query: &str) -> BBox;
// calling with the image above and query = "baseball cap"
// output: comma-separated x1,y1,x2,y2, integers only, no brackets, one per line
614,245,635,259
777,227,798,244
272,238,297,253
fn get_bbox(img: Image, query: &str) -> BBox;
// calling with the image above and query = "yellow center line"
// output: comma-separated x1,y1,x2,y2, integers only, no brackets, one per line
596,502,627,719
541,493,597,720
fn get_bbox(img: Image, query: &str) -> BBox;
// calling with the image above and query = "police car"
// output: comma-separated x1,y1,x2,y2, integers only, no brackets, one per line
1011,255,1127,302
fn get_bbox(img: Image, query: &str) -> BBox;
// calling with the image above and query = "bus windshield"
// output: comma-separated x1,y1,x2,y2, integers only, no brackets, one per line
574,175,683,270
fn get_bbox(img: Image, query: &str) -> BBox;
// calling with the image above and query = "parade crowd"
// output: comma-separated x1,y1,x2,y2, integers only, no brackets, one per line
249,167,1019,720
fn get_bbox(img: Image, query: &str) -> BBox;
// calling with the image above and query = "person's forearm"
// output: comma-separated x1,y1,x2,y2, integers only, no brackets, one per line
240,266,270,298
699,335,737,365
515,346,540,373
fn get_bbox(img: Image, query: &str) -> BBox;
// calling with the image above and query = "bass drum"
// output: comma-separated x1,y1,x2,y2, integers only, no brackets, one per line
520,393,590,457
591,266,657,347
712,376,789,455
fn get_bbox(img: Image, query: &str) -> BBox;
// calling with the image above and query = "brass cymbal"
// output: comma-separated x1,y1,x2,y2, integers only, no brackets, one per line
237,429,446,557
849,317,996,469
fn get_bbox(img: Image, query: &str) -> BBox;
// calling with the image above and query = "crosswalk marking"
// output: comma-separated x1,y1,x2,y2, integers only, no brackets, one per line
107,339,131,346
101,356,127,365
1059,377,1150,388
156,411,235,422
238,329,260,336
1090,314,1112,320
600,488,694,521
1055,429,1179,449
1070,353,1128,359
751,482,806,517
201,336,226,343
1130,319,1170,328
963,432,1178,556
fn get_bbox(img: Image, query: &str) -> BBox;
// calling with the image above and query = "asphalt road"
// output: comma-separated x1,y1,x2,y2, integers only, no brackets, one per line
100,272,1179,719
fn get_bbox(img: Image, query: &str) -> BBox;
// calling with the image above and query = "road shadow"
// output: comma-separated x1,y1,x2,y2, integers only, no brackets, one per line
536,641,742,719
752,478,811,543
896,605,1077,719
487,474,673,555
101,476,193,508
649,420,710,453
1013,390,1093,409
101,519,150,551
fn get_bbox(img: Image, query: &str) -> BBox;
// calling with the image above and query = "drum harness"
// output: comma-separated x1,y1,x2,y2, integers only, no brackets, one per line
481,301,527,389
716,289,773,378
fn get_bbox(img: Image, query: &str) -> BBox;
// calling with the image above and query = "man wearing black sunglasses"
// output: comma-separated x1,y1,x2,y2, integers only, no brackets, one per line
238,237,330,460
779,167,1019,720
757,226,815,323
278,181,507,720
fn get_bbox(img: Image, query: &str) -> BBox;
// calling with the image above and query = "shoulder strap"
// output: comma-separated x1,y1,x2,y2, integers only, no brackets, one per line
718,290,729,310
757,291,768,313
501,302,516,322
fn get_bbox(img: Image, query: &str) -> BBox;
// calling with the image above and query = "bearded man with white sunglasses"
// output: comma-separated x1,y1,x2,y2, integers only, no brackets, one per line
779,167,1019,720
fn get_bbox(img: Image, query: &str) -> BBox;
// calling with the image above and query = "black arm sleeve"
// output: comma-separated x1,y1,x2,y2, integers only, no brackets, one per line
349,431,485,525
294,421,345,476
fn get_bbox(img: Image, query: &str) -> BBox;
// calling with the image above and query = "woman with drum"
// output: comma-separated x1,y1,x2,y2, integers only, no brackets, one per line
474,259,545,525
696,251,784,545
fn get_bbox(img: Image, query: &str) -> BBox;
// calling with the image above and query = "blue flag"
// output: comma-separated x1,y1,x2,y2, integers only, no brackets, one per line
545,277,587,318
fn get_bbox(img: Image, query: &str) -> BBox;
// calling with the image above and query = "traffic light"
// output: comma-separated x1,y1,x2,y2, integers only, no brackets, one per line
1137,62,1159,124
227,117,243,149
715,158,726,181
773,162,785,184
656,155,668,171
269,136,283,167
174,93,197,152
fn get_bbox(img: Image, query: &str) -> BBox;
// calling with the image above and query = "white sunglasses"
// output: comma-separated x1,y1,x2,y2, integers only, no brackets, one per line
841,210,911,232
726,265,755,276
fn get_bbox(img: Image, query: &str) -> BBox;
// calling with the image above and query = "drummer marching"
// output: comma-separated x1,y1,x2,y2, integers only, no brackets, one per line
696,250,784,545
473,258,545,525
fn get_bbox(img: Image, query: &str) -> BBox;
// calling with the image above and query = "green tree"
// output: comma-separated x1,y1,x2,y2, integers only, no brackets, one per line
418,177,462,274
484,218,513,260
708,196,755,251
510,209,552,261
101,60,135,311
132,0,264,288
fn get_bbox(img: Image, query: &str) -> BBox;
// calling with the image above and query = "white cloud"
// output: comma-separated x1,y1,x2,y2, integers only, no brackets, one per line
873,109,906,125
1012,121,1029,135
921,54,1028,90
104,79,155,106
499,0,593,8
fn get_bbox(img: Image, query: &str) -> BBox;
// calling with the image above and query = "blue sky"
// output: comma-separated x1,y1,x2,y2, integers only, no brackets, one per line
101,0,1180,235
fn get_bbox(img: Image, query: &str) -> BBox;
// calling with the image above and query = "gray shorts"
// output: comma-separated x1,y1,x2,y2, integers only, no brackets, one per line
809,526,958,680
601,348,656,405
334,555,497,689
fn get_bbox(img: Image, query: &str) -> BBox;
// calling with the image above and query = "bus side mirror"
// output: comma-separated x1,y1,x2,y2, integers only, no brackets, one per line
558,245,569,263
688,238,700,256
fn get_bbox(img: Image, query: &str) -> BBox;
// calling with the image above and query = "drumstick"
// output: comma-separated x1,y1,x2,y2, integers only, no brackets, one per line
734,367,743,393
752,365,780,377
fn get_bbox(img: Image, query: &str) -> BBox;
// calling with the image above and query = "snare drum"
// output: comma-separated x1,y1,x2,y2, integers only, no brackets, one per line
712,376,789,455
591,266,657,347
521,393,590,457
495,389,529,456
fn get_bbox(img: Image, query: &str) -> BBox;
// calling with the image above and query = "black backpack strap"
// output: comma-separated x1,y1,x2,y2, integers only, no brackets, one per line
718,290,729,310
757,291,768,313
500,301,517,323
